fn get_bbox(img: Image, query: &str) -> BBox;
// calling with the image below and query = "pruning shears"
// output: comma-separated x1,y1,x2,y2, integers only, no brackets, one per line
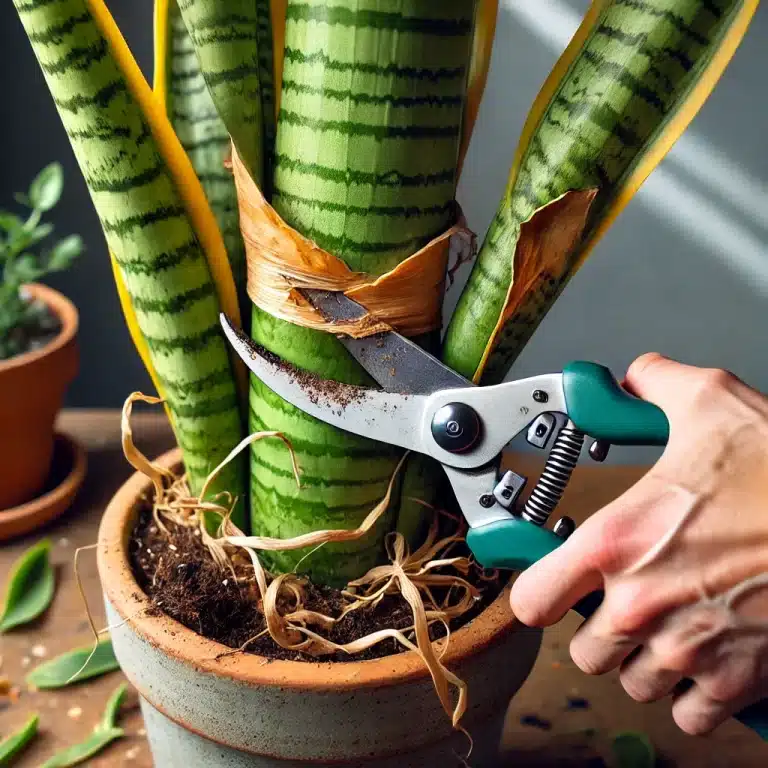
220,290,768,740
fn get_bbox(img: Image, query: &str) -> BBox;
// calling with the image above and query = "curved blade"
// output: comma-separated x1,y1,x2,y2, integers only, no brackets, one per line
301,289,471,395
221,314,428,453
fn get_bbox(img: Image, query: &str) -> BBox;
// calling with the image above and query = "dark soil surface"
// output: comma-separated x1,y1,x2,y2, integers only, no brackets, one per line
1,296,60,361
128,503,506,662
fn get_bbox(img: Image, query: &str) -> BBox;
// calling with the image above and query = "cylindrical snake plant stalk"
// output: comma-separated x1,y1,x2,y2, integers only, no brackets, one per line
154,0,256,328
248,0,476,585
442,0,759,385
12,0,248,517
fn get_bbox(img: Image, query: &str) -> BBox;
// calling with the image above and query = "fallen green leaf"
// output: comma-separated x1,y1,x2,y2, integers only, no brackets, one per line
612,731,656,768
26,637,119,689
0,713,39,766
0,539,55,632
40,683,127,767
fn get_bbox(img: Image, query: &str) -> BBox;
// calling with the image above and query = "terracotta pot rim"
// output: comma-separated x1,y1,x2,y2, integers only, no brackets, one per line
0,432,87,538
0,282,78,374
98,446,521,692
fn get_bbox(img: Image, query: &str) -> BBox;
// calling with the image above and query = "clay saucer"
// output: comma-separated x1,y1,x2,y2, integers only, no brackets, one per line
0,432,87,542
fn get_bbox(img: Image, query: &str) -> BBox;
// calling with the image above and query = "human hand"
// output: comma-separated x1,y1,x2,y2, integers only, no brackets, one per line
510,353,768,735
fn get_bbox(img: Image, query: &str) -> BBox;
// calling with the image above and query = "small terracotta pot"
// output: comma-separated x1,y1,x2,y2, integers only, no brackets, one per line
0,283,79,510
98,447,543,767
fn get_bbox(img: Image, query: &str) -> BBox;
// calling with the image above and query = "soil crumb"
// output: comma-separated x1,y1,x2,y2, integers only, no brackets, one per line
129,504,504,662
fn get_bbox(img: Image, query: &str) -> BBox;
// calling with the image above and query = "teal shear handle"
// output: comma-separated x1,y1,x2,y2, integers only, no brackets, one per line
467,361,768,740
562,361,669,445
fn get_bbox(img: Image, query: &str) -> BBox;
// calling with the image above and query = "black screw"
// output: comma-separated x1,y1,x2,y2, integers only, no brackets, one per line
532,390,548,403
553,517,576,539
479,494,495,508
589,439,610,462
446,420,462,436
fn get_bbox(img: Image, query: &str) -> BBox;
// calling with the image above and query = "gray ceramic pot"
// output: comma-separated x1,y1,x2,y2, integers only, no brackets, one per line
98,447,542,767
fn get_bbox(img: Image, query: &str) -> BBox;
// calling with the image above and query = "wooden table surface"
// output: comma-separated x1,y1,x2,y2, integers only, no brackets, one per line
1,410,766,767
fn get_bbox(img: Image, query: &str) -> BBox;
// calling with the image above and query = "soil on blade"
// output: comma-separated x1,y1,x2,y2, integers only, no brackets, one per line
128,504,505,662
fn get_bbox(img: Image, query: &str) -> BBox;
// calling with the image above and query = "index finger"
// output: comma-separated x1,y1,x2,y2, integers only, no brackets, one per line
509,516,603,627
509,470,660,626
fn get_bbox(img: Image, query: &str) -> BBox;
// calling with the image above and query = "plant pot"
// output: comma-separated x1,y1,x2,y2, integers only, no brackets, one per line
98,447,543,767
0,282,79,511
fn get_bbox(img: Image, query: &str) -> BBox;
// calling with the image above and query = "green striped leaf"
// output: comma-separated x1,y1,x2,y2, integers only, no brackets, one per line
250,0,475,586
155,0,250,323
173,0,274,190
13,0,247,515
443,0,759,383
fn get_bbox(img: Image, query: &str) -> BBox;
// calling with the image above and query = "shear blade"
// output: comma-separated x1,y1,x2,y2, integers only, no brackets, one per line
300,289,471,395
221,313,429,453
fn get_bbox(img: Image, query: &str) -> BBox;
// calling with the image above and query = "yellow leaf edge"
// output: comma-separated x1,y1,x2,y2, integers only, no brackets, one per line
85,0,247,409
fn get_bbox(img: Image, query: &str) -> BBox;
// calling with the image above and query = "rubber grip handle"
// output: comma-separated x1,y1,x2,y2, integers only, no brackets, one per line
466,518,768,740
562,361,669,445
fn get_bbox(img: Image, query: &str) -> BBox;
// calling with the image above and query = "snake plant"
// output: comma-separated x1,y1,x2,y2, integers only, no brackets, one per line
442,0,760,384
12,0,756,586
12,0,249,518
248,0,480,584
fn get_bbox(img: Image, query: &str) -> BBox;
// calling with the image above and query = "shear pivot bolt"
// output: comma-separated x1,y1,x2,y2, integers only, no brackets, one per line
431,403,482,453
479,494,495,508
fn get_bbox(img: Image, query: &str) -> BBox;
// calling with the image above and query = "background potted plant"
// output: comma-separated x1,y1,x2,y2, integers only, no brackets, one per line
0,161,85,538
11,0,759,765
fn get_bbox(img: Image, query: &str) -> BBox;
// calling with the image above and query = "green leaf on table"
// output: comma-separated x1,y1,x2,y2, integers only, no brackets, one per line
26,637,119,689
611,731,656,768
0,538,55,632
0,713,39,766
40,683,127,767
28,162,63,212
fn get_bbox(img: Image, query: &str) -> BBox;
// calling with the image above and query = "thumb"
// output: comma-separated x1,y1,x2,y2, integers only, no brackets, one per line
622,352,704,421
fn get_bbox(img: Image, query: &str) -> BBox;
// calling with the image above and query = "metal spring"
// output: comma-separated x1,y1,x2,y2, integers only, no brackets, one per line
522,424,585,526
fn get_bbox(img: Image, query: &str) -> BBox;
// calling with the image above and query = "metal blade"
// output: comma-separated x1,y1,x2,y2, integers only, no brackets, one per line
301,289,471,395
221,313,429,453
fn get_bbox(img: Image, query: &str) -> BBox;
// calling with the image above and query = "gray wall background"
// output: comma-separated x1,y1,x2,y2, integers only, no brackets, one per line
2,0,766,465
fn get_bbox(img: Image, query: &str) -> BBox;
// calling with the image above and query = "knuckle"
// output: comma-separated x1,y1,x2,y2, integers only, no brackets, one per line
626,352,666,381
606,604,645,638
690,367,738,406
590,515,627,573
604,583,654,637
657,647,697,676
650,637,698,675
